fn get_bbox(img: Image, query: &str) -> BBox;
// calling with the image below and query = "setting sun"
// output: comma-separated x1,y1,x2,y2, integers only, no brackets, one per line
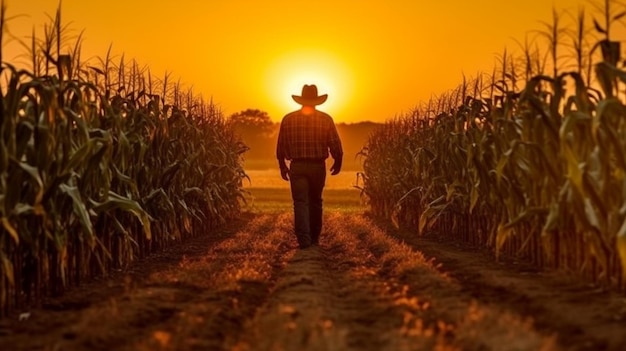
2,0,595,124
3,1,626,349
264,50,354,119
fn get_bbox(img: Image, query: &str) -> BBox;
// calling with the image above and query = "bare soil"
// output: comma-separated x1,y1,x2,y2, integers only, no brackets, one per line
0,211,624,350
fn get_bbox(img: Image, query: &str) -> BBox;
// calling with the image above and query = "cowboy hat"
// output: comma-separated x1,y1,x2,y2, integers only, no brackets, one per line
292,84,327,106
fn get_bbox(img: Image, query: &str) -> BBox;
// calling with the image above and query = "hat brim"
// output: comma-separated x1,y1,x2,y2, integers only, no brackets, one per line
292,94,327,106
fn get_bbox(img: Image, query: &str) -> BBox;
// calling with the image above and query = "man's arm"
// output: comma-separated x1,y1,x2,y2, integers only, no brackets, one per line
276,121,290,181
328,120,343,175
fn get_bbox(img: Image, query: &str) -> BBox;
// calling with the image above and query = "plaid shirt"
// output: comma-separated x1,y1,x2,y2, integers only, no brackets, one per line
276,110,343,162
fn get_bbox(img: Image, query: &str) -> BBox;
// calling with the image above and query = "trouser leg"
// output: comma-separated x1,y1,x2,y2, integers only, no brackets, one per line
289,164,311,248
309,163,326,245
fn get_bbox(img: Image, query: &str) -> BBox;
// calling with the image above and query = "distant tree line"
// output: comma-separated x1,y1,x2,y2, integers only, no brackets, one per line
227,109,381,170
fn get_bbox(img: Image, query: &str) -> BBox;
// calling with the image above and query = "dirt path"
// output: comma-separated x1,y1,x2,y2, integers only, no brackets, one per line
0,211,624,350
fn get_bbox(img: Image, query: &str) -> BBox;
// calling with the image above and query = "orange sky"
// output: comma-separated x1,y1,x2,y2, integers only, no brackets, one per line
2,0,615,123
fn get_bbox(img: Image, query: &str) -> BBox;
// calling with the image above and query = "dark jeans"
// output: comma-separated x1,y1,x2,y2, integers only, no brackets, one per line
289,160,326,248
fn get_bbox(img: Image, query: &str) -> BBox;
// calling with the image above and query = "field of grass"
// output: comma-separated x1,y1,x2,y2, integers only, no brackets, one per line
242,169,365,213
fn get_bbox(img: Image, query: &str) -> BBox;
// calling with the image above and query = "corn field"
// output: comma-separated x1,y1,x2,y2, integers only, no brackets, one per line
0,5,246,315
360,1,626,289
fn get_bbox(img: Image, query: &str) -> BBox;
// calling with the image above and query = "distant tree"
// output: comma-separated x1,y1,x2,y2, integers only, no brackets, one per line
228,109,274,138
228,109,278,159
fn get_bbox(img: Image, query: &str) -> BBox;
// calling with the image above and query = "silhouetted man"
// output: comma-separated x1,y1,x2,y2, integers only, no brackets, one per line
276,84,343,249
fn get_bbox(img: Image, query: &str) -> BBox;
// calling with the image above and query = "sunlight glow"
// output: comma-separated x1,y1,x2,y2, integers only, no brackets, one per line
6,0,595,124
264,50,354,121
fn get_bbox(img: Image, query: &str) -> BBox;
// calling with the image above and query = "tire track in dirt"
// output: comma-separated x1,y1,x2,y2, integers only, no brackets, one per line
329,213,557,351
0,213,294,351
0,214,250,350
232,215,408,351
368,215,626,351
231,212,556,351
122,213,288,351
2,210,622,350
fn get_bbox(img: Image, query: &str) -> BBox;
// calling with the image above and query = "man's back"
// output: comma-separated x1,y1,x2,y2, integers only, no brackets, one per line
276,109,343,162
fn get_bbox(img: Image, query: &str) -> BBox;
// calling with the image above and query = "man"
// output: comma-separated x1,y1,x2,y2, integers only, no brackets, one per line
276,84,343,249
